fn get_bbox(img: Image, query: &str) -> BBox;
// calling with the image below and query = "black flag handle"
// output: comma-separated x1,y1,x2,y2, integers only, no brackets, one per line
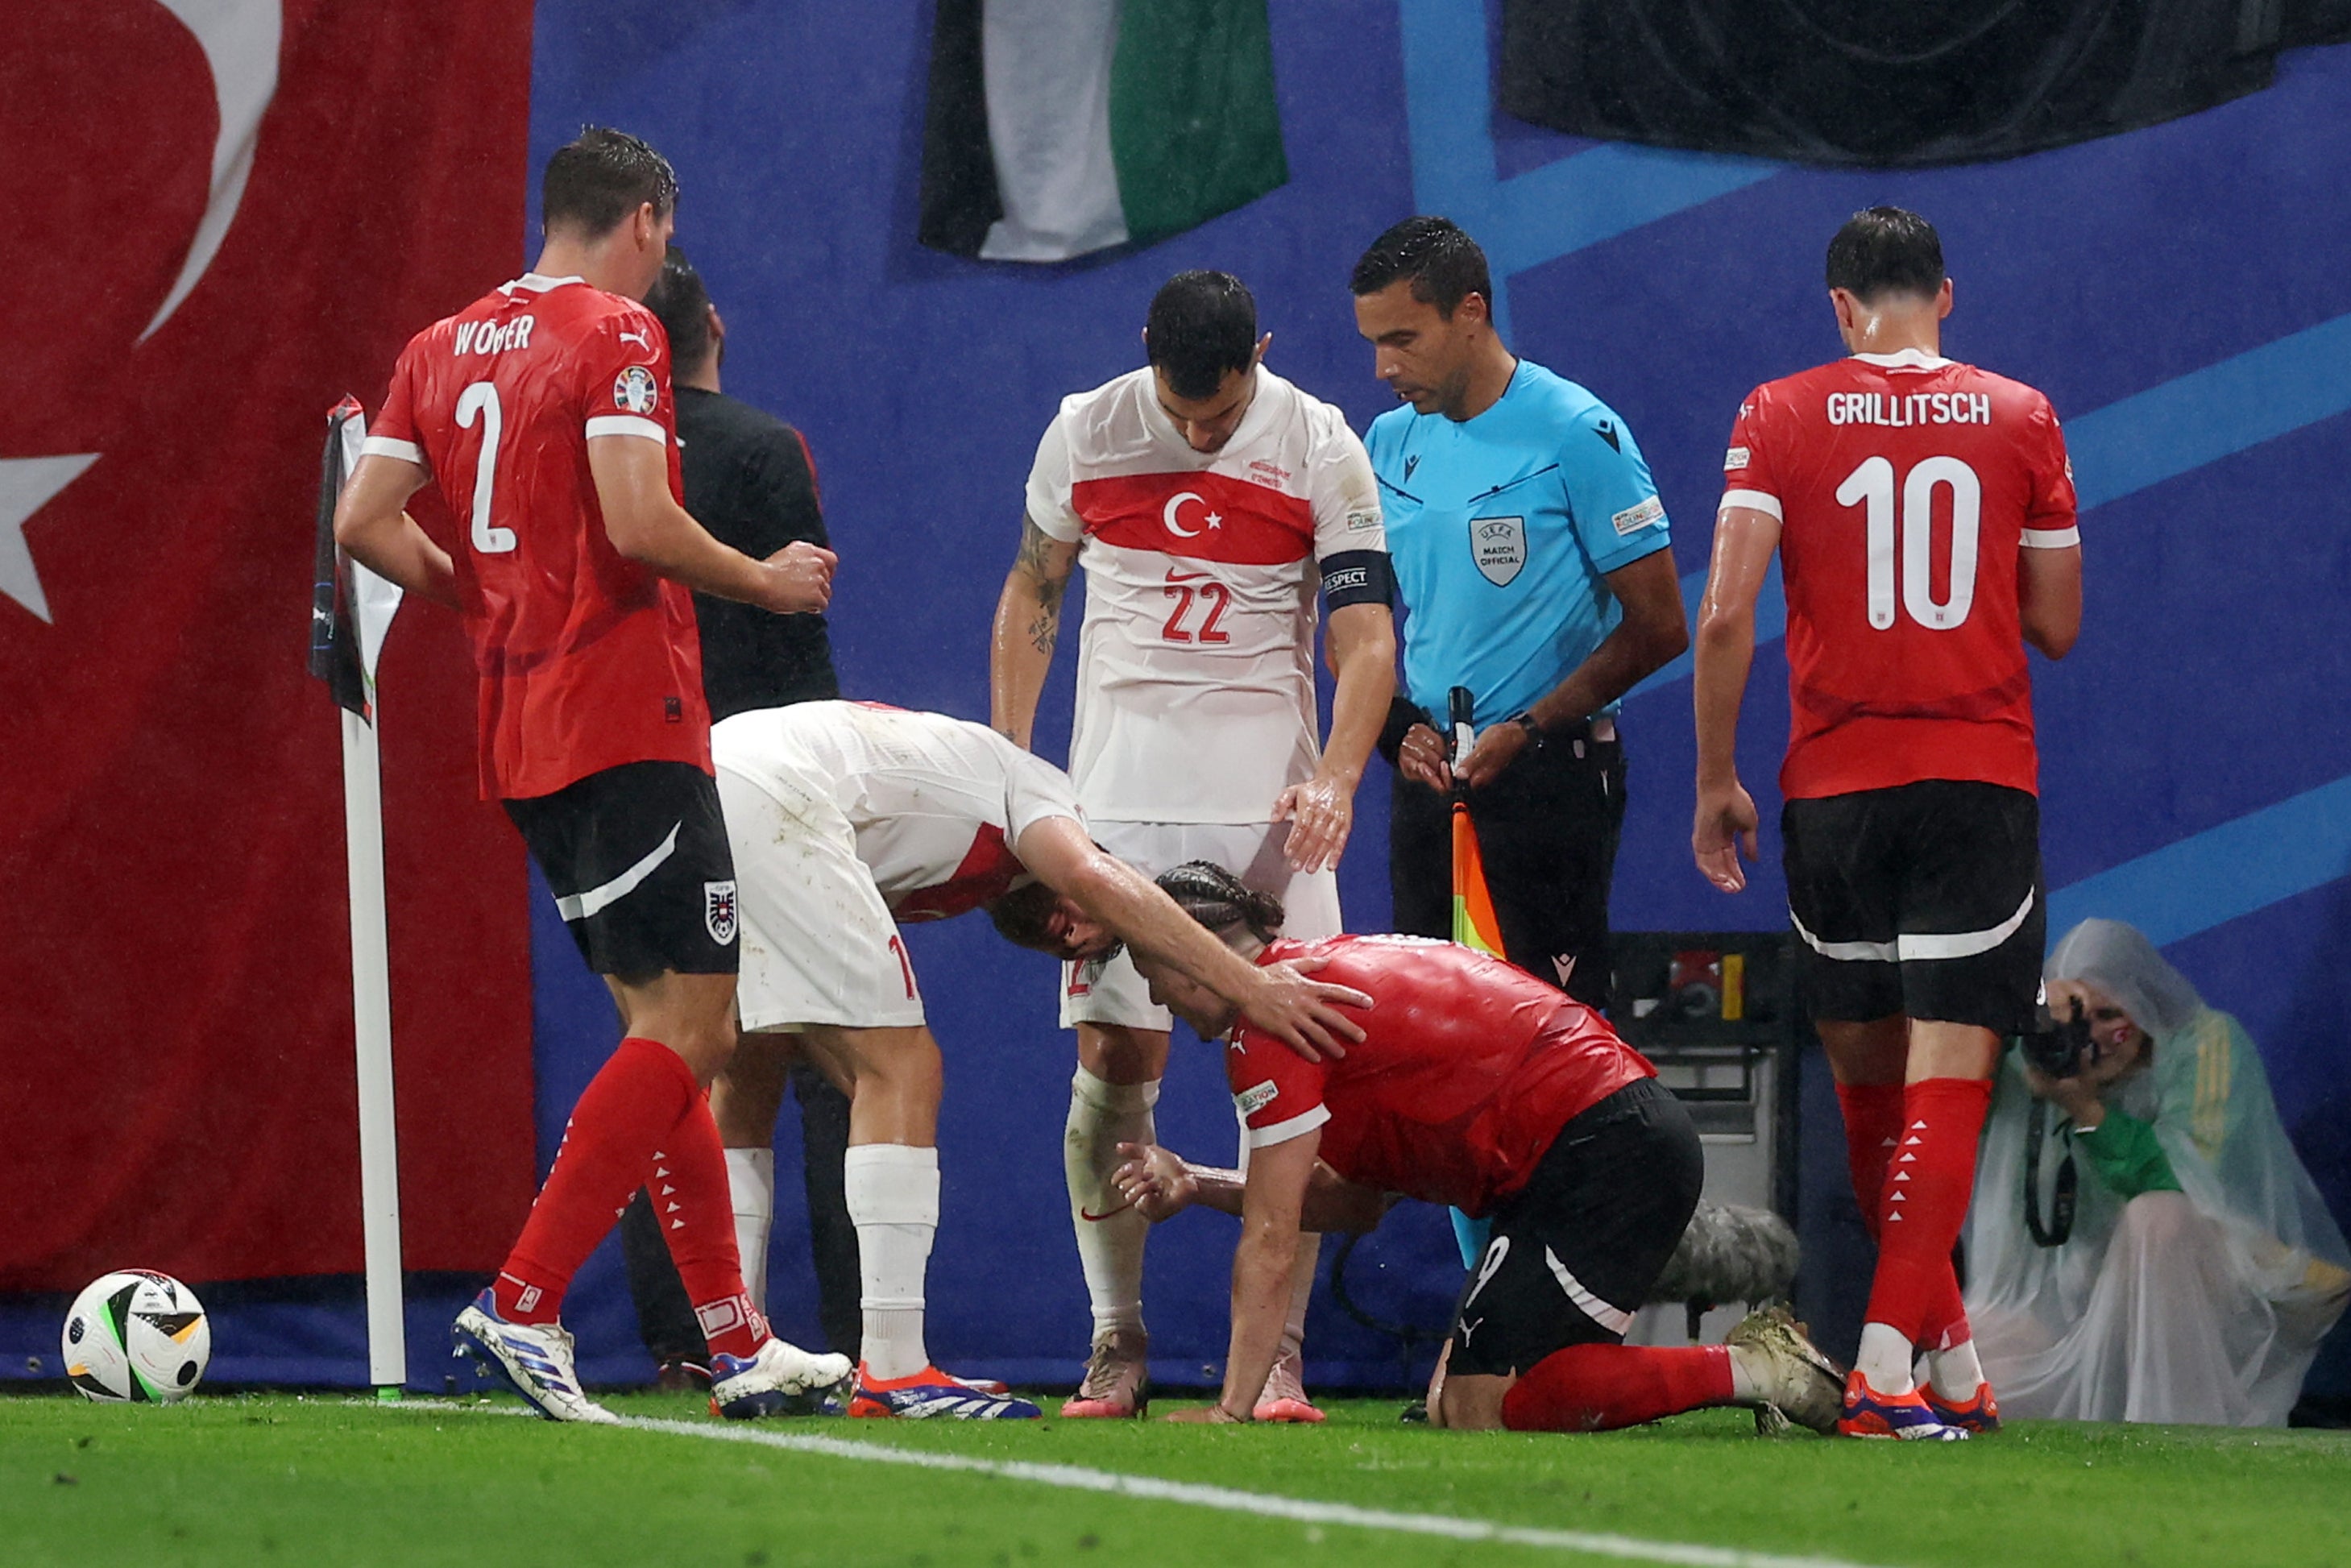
1448,686,1475,800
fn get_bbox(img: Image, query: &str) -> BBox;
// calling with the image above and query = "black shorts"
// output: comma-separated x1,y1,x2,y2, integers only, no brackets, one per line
504,761,739,981
1391,723,1627,1010
1781,779,2044,1036
1444,1078,1702,1378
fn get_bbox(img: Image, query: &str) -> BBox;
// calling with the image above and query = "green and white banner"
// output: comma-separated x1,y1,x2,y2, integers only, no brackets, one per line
918,0,1288,262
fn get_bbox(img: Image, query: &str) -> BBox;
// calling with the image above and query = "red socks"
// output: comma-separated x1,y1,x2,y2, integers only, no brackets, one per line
1860,1077,1991,1346
493,1038,703,1326
652,1093,768,1360
1836,1081,1973,1351
1500,1345,1733,1433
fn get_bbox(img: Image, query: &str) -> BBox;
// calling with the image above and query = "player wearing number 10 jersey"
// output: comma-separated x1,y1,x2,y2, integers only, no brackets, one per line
1693,207,2082,1444
334,129,844,1422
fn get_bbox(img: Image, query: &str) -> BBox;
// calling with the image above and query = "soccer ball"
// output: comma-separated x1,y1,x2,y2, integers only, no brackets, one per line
62,1270,211,1404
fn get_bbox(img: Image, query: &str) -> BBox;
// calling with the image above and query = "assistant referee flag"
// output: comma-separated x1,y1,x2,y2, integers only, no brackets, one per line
1451,802,1505,958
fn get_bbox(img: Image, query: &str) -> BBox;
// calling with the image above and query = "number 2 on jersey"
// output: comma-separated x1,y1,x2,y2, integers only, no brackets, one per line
1162,575,1232,644
1836,454,1979,630
454,381,518,554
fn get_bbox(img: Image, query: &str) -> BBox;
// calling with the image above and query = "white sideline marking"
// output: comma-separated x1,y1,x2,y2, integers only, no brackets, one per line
624,1417,1881,1566
379,1399,1878,1568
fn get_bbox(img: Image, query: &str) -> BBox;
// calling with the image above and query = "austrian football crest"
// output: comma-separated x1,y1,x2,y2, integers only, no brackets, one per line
1472,515,1526,587
703,880,739,945
613,365,660,415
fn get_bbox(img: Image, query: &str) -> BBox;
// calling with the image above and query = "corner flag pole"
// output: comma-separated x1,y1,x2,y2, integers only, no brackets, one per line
310,398,408,1397
1445,687,1499,1269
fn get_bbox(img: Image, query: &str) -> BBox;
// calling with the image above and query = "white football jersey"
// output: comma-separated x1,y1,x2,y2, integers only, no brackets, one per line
1025,365,1385,823
711,700,1083,920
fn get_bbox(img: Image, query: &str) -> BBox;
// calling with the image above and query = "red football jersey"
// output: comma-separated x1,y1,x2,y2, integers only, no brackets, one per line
1225,935,1653,1215
368,273,711,800
1722,350,2078,799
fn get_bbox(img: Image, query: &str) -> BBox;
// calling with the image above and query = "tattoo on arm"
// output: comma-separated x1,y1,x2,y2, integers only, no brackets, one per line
1015,514,1070,654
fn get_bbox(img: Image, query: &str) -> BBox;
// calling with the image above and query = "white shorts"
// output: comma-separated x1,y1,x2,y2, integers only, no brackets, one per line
715,760,926,1034
1059,819,1342,1031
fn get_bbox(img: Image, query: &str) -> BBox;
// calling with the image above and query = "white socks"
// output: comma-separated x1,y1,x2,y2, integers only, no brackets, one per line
1856,1322,1918,1394
724,1147,776,1313
844,1143,939,1381
1066,1067,1159,1340
1926,1336,1985,1401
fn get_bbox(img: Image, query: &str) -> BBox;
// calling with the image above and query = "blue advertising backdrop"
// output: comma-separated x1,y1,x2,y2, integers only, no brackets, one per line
513,0,2351,1396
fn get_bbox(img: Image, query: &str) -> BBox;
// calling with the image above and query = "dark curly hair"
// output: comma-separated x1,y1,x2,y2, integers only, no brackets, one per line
1153,861,1284,943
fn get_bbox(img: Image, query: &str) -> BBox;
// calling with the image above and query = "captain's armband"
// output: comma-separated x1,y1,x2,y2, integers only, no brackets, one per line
1319,550,1395,610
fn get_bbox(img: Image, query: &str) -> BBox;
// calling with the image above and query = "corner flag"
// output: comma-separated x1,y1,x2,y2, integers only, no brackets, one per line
308,395,409,1394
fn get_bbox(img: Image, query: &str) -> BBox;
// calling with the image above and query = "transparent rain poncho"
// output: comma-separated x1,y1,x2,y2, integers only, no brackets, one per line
1963,919,2351,1424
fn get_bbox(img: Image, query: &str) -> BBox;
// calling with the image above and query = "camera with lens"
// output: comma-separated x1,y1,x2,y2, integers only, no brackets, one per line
2018,993,2095,1078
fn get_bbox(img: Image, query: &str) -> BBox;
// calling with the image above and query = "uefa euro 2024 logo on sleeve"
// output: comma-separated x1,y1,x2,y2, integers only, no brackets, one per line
613,366,660,417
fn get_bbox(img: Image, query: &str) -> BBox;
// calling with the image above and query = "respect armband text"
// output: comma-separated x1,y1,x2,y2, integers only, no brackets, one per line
1319,550,1395,610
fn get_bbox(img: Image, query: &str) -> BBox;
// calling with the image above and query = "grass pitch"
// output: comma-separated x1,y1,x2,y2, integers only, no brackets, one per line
3,1388,2347,1567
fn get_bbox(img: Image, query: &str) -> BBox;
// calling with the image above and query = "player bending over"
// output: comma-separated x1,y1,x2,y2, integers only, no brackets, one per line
334,128,845,1422
1693,206,2082,1439
1112,863,1842,1432
706,702,1368,1418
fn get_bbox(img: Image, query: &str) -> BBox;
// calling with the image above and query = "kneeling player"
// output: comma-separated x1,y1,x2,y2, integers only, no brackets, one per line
707,703,1367,1418
1113,863,1841,1432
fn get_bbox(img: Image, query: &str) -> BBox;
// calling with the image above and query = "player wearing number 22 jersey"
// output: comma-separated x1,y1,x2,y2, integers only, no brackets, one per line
1695,206,2082,1443
993,272,1397,1421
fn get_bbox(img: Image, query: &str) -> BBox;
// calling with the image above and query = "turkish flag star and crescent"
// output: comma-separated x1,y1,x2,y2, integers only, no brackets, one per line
0,0,537,1291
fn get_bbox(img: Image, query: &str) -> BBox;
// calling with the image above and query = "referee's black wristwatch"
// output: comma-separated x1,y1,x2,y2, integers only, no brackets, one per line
1504,710,1546,749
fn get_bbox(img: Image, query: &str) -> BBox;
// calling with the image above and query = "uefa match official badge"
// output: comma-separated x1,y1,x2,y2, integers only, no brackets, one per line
613,366,659,415
704,881,739,945
1472,515,1526,587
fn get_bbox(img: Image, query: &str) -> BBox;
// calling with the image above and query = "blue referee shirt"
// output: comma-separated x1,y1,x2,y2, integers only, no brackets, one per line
1366,360,1672,727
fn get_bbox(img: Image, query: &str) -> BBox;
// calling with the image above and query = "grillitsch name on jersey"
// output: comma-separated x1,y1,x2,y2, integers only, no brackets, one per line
1826,390,1993,427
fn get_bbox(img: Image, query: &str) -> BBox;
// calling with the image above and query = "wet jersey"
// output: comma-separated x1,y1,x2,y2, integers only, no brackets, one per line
1025,366,1387,823
368,272,707,800
711,700,1084,920
1722,349,2078,799
1225,935,1654,1214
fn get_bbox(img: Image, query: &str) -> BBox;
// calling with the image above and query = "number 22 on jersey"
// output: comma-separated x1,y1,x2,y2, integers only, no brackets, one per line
1161,567,1232,644
1836,454,1979,631
454,380,517,554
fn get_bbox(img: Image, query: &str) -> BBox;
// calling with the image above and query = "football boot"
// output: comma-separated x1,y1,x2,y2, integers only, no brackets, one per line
1061,1328,1148,1418
452,1290,618,1425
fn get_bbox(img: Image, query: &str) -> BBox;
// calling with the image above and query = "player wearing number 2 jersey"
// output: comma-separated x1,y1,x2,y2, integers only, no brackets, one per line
991,272,1397,1421
1693,207,2082,1443
334,129,844,1423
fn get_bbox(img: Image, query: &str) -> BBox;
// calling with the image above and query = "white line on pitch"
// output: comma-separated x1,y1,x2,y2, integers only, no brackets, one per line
598,1413,1883,1568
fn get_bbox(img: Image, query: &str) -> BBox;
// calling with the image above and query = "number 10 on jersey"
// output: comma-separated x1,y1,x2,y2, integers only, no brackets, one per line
1836,454,1980,631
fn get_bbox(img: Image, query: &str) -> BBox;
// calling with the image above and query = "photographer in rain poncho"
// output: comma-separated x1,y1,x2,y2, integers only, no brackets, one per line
1964,919,2351,1424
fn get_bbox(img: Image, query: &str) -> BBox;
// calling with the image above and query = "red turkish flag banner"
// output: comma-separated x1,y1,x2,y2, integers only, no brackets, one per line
0,0,538,1289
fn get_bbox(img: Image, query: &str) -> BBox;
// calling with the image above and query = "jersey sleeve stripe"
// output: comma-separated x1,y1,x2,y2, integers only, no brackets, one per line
1245,1103,1332,1149
361,436,425,465
585,414,669,444
2021,525,2081,549
1719,487,1783,521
